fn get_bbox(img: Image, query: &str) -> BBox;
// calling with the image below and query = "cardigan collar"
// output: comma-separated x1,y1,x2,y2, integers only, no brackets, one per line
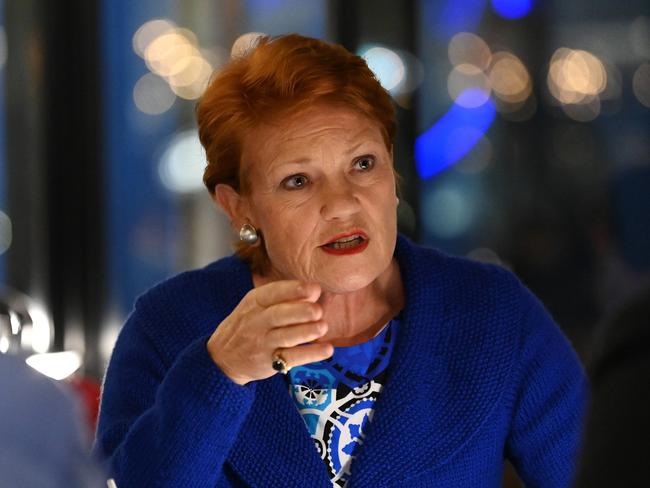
225,235,517,487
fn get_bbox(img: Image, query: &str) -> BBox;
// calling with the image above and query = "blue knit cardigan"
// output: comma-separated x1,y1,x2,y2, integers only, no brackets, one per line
95,235,587,487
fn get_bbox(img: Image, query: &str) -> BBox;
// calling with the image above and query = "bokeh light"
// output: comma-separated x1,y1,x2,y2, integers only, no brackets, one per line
423,186,475,238
25,351,81,380
132,18,177,58
632,62,650,108
488,51,532,104
21,300,52,353
416,92,496,179
547,48,607,105
561,95,601,122
389,49,425,105
491,0,534,20
448,64,491,107
427,0,488,39
447,35,534,119
158,130,207,194
448,32,492,71
231,32,265,58
133,19,215,104
133,73,176,115
167,56,213,100
454,135,493,174
361,45,406,92
144,31,198,77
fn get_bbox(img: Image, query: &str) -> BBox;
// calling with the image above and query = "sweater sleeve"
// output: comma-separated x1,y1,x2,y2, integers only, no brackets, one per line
93,298,256,488
505,287,588,488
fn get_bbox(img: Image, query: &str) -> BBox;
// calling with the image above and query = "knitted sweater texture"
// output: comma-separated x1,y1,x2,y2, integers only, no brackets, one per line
95,235,587,487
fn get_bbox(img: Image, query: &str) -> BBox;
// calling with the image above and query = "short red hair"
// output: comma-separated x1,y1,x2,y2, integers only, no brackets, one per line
196,34,396,272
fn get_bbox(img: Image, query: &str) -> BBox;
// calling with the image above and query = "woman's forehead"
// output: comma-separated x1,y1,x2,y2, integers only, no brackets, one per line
244,106,384,160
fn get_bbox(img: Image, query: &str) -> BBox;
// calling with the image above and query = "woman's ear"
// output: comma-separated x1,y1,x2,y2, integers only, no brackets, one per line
213,184,248,225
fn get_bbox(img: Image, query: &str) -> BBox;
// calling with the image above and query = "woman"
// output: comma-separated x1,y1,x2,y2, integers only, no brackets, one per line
95,34,586,487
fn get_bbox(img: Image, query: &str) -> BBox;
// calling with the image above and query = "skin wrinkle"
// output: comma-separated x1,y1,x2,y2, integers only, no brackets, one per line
217,104,404,347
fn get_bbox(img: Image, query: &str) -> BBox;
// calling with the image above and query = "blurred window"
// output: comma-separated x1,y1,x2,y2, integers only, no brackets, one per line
100,0,327,360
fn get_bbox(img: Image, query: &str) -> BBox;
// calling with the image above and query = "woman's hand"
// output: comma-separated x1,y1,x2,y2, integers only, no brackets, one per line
207,280,333,385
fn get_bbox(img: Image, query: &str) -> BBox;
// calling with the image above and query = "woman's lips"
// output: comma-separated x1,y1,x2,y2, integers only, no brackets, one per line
321,239,369,255
323,230,368,246
320,231,369,255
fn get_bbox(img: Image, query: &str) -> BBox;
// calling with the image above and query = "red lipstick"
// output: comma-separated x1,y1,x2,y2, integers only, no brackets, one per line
320,231,369,255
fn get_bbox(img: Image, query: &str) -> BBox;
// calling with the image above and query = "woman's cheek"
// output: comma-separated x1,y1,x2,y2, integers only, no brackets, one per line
278,189,313,209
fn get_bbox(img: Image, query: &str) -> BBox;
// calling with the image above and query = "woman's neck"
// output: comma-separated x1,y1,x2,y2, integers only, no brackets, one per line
253,258,404,348
316,259,403,346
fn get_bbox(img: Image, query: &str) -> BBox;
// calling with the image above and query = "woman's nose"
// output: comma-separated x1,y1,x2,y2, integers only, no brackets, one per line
319,180,361,221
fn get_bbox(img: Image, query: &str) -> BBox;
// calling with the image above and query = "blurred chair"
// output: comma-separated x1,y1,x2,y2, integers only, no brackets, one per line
0,353,105,488
574,286,650,487
1,288,105,487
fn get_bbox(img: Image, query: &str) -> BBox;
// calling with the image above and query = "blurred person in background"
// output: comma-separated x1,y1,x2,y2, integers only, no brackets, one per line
0,353,105,488
574,286,650,487
95,34,587,487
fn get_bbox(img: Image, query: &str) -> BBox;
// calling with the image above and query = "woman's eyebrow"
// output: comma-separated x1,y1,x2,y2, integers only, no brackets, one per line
345,142,365,155
267,137,380,170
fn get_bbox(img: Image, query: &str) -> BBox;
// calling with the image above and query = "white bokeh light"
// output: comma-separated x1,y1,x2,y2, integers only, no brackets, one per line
133,73,176,115
158,130,208,194
231,32,265,59
28,303,52,354
448,64,492,107
448,32,492,71
25,351,82,381
547,48,607,105
360,45,406,92
133,18,177,58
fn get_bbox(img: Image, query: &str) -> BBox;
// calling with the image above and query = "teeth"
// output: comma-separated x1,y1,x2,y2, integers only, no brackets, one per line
330,236,363,249
335,235,361,244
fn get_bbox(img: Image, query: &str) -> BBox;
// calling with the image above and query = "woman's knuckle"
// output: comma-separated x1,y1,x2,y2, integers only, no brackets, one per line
278,334,292,348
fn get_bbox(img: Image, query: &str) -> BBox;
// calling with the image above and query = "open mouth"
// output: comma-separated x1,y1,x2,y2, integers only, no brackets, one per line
323,234,366,250
320,231,369,255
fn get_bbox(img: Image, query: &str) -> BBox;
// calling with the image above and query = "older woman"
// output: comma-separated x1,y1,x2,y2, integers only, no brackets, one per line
95,35,586,487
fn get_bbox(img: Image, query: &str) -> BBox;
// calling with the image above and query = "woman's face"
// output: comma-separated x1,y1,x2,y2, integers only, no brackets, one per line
232,104,398,293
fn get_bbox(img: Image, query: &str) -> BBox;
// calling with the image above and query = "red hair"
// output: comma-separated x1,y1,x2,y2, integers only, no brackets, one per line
196,34,396,272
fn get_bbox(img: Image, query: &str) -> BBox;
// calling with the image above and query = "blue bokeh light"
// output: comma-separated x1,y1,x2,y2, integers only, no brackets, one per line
422,0,488,39
415,89,496,180
490,0,534,20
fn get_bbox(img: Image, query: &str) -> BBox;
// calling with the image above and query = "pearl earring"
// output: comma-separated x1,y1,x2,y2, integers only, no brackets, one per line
239,223,259,244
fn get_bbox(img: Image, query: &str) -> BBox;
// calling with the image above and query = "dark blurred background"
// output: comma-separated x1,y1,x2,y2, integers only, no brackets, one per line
0,0,648,484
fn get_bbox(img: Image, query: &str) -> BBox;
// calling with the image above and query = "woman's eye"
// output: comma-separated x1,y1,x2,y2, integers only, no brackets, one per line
354,156,375,171
282,174,309,190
